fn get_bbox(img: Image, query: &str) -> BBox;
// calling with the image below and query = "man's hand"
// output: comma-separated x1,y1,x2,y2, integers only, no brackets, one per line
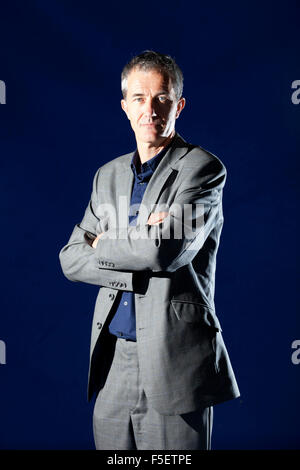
92,232,105,249
147,211,169,225
91,212,168,249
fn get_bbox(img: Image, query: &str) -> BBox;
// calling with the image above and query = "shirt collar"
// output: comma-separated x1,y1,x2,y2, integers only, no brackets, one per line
130,138,174,178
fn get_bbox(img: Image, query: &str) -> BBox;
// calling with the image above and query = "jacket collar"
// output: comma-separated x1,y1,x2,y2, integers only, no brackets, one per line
122,131,191,171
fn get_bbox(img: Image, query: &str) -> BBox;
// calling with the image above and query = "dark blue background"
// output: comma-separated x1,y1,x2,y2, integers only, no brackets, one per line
0,0,299,449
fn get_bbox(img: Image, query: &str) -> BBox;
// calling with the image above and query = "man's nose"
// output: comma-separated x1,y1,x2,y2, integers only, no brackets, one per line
143,97,157,116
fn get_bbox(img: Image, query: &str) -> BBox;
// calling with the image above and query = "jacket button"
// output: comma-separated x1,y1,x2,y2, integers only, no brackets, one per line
109,293,115,300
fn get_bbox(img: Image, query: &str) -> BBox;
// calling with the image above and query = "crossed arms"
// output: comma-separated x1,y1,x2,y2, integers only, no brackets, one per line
91,211,168,248
59,156,226,291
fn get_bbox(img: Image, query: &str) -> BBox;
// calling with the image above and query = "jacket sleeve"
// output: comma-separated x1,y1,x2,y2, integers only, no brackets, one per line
93,157,226,273
59,168,136,291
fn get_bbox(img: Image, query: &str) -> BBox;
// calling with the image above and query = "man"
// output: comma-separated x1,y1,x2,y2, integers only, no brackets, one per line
59,50,240,450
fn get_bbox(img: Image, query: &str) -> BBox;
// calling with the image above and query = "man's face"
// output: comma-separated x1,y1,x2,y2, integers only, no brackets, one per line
121,67,185,147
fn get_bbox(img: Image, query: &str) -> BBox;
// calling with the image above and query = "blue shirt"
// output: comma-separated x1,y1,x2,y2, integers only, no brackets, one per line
108,142,172,341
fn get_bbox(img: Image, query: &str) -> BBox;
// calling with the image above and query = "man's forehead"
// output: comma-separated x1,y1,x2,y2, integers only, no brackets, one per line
127,67,172,92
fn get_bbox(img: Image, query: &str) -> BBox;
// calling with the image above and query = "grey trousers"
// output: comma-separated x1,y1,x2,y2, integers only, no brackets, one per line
93,337,213,450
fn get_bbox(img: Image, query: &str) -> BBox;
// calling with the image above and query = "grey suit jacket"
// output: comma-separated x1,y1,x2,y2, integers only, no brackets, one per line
59,132,240,415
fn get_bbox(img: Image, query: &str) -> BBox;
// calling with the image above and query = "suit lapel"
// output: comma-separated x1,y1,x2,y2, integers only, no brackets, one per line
135,133,190,224
115,153,134,227
116,133,191,227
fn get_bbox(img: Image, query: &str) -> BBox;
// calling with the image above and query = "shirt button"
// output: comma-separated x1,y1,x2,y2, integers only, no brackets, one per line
109,293,115,300
123,301,128,306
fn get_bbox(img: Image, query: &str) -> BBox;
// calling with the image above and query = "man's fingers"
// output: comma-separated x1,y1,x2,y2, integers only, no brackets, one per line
147,211,169,225
92,232,104,249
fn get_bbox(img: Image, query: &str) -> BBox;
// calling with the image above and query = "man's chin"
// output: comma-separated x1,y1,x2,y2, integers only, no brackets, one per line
138,132,162,145
137,129,170,146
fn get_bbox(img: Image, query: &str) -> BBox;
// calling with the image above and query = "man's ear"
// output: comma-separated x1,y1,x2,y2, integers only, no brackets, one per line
175,97,186,119
121,99,130,120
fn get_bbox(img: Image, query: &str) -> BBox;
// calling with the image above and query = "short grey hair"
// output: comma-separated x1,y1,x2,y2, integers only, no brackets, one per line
121,50,184,101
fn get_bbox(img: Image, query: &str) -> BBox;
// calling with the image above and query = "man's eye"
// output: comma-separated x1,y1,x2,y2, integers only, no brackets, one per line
159,96,168,102
134,97,143,102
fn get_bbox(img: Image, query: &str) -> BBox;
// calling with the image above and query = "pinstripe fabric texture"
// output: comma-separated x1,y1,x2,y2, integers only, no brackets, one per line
93,337,213,450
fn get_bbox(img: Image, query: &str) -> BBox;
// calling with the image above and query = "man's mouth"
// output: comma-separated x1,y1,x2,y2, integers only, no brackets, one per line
141,122,162,127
